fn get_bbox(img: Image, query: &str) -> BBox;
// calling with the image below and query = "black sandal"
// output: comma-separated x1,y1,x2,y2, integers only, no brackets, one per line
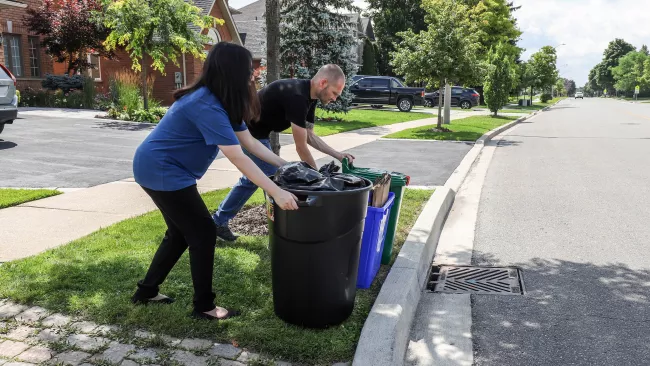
131,294,175,305
191,308,241,321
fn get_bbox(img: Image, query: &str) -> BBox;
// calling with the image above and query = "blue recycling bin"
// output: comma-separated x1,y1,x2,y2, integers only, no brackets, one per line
357,192,396,289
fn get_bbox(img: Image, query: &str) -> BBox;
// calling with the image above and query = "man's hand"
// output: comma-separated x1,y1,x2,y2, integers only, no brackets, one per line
337,152,355,163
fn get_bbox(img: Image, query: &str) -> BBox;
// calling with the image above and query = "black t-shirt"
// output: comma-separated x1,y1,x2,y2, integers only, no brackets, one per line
248,79,317,139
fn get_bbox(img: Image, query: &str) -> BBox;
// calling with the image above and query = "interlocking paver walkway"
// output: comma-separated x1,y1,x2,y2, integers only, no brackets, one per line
0,301,350,366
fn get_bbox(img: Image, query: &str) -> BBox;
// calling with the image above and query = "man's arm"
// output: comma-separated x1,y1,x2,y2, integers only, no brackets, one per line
291,123,318,169
305,122,355,163
235,129,287,167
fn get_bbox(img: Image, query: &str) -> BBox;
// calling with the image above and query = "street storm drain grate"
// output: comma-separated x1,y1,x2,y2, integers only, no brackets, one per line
427,265,525,295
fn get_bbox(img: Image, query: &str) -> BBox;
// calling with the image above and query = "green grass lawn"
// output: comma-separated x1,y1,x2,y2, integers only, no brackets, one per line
284,109,432,136
0,188,61,209
500,97,565,112
385,115,519,141
0,187,433,364
498,109,535,114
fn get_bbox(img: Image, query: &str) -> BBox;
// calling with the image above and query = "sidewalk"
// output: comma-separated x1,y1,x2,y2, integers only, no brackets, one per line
0,111,488,262
18,107,108,120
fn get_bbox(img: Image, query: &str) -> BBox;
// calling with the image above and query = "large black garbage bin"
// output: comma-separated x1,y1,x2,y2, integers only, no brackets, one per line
266,180,373,328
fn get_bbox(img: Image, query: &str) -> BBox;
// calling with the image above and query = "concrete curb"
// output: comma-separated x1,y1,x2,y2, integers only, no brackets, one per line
353,187,455,366
352,100,563,366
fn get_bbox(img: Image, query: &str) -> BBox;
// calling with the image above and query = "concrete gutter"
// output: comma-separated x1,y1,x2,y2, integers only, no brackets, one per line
352,101,565,366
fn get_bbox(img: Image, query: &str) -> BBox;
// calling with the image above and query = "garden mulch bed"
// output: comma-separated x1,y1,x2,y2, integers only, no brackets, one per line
230,205,269,236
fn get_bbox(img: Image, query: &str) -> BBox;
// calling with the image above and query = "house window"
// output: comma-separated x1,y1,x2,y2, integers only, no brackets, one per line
3,35,23,77
28,37,40,77
207,28,221,45
86,54,101,80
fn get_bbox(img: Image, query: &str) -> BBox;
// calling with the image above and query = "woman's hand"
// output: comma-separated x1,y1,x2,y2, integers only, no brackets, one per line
271,189,299,210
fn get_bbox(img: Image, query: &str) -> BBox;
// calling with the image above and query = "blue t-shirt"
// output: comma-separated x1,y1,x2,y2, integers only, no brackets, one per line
133,86,247,191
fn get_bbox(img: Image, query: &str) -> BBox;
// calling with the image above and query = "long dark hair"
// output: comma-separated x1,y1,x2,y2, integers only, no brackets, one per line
173,42,260,125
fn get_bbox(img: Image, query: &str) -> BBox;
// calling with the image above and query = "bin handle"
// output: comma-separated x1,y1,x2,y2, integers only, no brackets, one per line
297,196,322,207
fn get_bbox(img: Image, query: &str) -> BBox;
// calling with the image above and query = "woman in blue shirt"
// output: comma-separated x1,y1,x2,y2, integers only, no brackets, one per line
131,42,297,320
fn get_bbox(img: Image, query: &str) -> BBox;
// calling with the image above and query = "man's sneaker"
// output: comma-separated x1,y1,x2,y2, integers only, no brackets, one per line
216,224,238,242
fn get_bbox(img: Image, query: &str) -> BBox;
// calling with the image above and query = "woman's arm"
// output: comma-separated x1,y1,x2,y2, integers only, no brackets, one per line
220,144,298,210
235,129,287,167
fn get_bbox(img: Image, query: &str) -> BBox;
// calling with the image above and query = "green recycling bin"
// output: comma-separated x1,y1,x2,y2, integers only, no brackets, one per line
342,158,410,264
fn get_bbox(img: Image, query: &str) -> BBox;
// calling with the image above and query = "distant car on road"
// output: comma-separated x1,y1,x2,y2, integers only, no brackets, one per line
350,76,425,112
575,92,584,99
424,87,480,109
0,63,18,135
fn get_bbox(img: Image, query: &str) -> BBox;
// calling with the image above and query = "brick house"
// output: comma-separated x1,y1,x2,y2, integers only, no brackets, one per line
0,0,55,90
49,0,243,106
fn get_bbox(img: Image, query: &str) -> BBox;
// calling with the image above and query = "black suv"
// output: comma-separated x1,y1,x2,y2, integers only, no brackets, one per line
425,87,480,109
350,76,425,112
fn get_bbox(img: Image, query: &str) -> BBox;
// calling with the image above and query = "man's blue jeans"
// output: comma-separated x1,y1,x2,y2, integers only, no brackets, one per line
213,139,277,226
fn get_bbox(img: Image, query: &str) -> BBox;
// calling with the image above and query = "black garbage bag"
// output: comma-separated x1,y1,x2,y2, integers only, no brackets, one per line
319,161,340,176
274,161,368,191
332,173,366,188
274,162,323,187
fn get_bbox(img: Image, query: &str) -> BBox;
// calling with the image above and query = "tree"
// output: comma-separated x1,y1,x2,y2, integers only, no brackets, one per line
465,0,522,61
391,0,481,128
517,61,535,102
365,0,427,75
528,46,558,100
24,0,114,75
266,0,281,154
613,51,647,94
280,0,358,113
587,66,601,94
641,45,649,56
484,42,516,116
102,0,218,110
361,39,378,75
563,78,576,96
597,38,635,92
554,78,566,97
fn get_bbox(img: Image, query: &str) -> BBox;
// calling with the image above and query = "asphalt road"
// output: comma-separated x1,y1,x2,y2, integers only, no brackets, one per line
472,98,650,365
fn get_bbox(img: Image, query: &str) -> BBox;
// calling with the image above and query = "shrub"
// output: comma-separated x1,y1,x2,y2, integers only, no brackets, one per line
19,87,91,109
81,77,96,110
540,93,552,103
106,105,167,123
94,93,112,111
109,70,159,114
130,106,167,122
41,74,83,93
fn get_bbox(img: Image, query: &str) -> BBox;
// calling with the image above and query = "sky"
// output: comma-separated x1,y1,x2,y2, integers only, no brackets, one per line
228,0,649,86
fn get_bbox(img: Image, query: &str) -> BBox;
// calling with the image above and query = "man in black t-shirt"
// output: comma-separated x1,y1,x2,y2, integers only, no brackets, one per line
212,64,355,241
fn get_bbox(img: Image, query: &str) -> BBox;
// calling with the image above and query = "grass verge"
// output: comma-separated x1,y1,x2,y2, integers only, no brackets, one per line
500,97,566,112
0,187,433,364
0,188,61,209
284,109,432,136
385,115,519,141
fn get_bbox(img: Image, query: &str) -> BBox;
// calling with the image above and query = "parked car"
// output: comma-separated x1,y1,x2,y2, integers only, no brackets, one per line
350,76,425,112
0,63,18,134
575,92,584,99
424,87,480,109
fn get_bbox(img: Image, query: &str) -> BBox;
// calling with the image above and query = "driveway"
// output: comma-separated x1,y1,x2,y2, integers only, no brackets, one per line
0,114,313,188
316,139,474,186
1,114,155,188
